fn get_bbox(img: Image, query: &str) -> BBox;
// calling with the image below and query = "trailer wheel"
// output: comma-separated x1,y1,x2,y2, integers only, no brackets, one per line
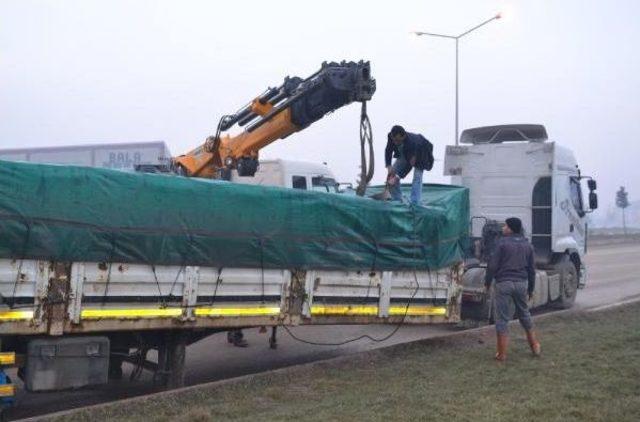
553,255,578,309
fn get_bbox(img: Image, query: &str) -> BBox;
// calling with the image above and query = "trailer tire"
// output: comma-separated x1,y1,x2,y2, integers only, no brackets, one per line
553,255,578,309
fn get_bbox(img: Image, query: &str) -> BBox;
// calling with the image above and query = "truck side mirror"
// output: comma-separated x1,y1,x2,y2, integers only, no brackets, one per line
587,179,597,191
589,192,598,210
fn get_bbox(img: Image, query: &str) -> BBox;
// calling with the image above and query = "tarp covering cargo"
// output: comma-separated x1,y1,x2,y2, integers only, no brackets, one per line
0,160,469,270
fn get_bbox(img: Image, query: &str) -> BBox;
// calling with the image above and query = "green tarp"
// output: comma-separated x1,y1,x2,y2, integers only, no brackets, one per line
0,160,469,271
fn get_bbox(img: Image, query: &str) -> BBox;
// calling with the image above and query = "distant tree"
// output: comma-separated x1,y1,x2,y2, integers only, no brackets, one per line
616,186,630,235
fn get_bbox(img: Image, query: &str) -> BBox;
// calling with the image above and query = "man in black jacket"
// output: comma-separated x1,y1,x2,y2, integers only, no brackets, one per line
485,217,541,361
385,125,433,205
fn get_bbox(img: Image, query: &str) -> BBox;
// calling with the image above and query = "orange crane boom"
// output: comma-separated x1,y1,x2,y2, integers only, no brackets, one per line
173,61,376,179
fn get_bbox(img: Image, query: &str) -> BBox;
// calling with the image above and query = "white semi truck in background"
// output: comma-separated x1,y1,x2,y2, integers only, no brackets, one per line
444,124,598,319
0,141,171,171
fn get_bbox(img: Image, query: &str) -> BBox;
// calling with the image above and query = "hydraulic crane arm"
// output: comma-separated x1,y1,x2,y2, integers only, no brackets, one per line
174,61,376,178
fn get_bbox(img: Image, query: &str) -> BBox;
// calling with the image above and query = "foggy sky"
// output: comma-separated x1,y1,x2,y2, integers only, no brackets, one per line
1,0,638,223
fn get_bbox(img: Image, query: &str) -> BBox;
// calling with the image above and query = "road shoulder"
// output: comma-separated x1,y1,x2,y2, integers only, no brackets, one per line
37,301,640,422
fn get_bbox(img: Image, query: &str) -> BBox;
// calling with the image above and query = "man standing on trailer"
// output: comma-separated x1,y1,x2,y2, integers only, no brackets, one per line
385,125,434,205
484,217,541,361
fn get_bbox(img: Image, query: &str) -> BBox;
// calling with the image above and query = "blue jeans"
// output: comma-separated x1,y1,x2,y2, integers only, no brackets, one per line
389,158,424,205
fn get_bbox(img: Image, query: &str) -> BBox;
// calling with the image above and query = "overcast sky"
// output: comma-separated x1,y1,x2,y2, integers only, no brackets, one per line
1,0,638,223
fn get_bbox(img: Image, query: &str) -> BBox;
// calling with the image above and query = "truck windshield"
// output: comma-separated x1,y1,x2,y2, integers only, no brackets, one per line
312,176,339,193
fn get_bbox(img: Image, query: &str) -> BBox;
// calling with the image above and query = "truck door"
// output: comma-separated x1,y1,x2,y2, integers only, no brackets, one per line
532,177,553,263
568,176,587,249
553,174,587,255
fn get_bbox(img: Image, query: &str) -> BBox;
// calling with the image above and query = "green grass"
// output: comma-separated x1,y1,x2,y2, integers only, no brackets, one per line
56,304,640,422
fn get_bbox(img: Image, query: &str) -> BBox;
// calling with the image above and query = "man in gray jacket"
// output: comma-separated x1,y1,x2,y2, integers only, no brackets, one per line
485,217,541,361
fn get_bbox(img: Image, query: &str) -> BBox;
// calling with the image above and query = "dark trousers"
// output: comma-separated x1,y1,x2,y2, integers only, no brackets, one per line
495,280,534,334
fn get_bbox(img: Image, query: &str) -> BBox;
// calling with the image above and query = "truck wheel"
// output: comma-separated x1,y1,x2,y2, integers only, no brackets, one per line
462,287,496,323
554,255,578,309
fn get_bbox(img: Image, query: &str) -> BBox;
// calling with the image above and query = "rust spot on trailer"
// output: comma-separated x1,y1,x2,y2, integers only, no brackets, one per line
118,264,125,272
98,262,108,271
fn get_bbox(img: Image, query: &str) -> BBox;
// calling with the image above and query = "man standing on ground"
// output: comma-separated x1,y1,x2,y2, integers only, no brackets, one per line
484,217,541,361
385,125,434,205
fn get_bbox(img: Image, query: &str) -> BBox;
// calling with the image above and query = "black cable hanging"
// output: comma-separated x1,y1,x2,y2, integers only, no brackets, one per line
281,202,426,346
356,101,374,197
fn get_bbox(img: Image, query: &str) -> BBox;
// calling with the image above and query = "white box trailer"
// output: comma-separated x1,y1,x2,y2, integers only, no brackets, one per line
0,141,171,171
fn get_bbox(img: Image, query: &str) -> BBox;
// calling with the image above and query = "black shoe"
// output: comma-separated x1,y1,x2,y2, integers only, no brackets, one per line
227,330,249,347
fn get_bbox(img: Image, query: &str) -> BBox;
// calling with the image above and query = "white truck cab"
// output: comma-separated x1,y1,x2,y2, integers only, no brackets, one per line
444,124,598,316
232,159,340,192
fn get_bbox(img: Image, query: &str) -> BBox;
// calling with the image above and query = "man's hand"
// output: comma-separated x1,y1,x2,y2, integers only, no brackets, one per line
386,165,395,176
528,292,534,302
409,157,416,167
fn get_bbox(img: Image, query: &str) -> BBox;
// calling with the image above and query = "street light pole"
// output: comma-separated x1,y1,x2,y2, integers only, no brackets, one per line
414,13,501,145
455,37,459,147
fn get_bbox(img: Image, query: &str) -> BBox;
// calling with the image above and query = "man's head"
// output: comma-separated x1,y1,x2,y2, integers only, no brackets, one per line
390,125,407,145
503,217,523,236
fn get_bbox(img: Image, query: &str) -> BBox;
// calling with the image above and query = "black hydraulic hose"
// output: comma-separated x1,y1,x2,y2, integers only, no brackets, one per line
356,101,374,196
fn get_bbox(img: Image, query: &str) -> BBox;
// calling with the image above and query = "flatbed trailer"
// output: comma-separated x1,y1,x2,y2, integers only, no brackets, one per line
0,259,461,394
0,259,461,335
0,159,468,404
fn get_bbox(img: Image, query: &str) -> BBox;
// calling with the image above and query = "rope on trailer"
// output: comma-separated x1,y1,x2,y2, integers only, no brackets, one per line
259,237,266,304
9,220,31,309
100,232,118,305
151,265,167,308
206,267,223,306
281,204,429,346
167,265,185,300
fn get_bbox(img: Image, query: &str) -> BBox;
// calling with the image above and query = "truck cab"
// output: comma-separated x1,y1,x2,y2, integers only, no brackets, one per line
444,124,598,316
232,159,340,192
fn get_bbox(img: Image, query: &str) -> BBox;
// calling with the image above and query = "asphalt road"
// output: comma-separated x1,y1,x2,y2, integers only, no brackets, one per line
9,242,640,421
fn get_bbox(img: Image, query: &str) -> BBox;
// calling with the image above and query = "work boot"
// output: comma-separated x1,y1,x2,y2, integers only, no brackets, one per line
495,333,508,362
526,329,541,357
227,330,249,348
